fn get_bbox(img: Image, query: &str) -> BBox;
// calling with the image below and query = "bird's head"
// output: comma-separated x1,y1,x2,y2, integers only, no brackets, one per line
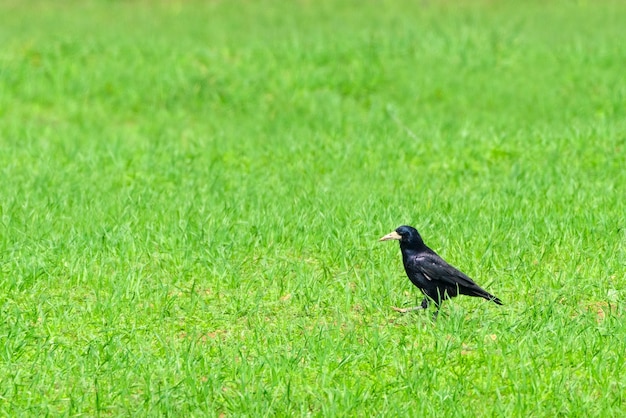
379,225,424,248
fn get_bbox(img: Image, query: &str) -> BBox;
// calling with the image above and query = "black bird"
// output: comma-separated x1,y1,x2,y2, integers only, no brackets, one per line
380,225,502,318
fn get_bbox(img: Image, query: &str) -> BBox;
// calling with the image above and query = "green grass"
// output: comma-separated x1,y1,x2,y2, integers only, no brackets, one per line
1,0,625,415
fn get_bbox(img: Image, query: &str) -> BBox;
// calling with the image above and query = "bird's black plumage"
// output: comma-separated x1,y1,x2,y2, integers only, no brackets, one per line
380,225,502,317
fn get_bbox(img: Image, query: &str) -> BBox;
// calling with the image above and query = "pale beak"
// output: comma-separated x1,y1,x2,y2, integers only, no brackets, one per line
379,231,402,242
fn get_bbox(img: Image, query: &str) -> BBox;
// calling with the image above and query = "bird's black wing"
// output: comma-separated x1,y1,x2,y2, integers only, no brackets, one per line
412,252,481,289
405,251,502,305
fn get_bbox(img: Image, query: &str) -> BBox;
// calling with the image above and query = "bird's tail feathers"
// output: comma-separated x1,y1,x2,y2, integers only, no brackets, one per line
470,289,503,305
460,286,503,305
483,292,503,305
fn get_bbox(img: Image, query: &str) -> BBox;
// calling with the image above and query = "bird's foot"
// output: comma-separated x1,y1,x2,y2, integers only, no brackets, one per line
432,310,440,321
391,306,424,313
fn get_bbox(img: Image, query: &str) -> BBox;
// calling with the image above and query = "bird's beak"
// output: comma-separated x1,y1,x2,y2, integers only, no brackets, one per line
379,231,402,242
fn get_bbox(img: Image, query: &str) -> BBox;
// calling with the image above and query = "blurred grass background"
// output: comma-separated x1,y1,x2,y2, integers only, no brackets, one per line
1,0,625,415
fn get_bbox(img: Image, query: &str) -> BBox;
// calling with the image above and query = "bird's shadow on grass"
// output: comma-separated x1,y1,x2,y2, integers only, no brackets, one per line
384,301,503,330
384,306,438,328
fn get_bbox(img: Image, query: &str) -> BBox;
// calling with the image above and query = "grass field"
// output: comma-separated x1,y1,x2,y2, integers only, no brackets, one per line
1,0,625,415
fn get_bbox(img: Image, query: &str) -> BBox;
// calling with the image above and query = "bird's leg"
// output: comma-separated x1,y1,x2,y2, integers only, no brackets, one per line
391,306,422,313
392,297,429,313
431,301,442,321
